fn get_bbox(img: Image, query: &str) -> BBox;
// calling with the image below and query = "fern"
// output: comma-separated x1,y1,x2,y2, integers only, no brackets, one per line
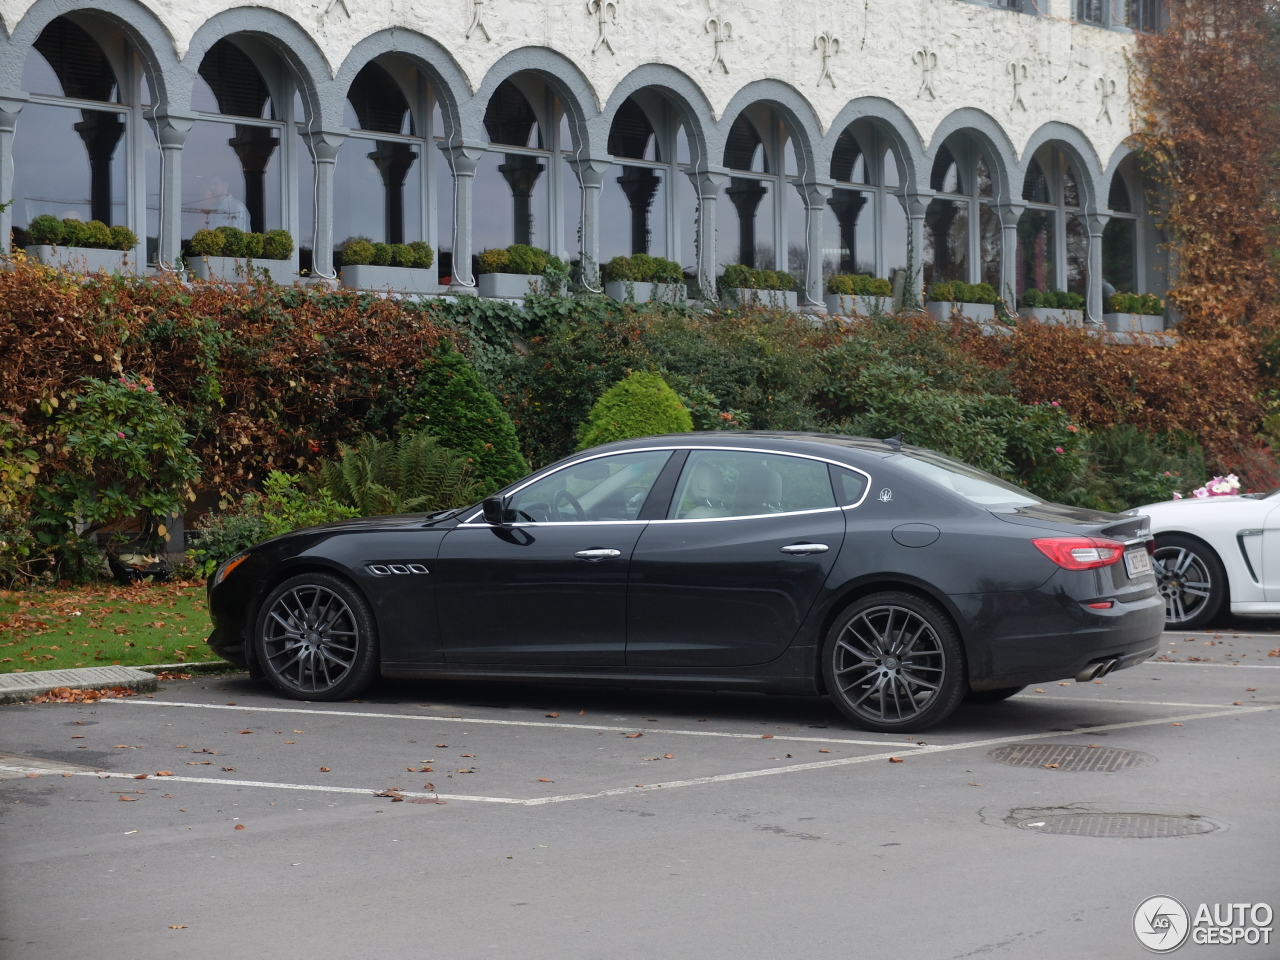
310,430,482,516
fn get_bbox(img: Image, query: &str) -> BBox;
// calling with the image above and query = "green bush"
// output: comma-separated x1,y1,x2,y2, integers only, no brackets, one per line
1057,290,1086,310
262,229,294,261
189,229,226,257
218,228,264,260
928,281,999,305
80,220,113,249
506,243,549,276
385,244,412,268
828,274,893,297
186,470,357,577
60,219,87,248
1077,424,1205,511
602,254,685,286
477,248,511,274
1019,289,1086,311
340,238,375,266
401,348,529,492
310,429,482,516
1108,292,1164,316
371,242,393,267
602,256,635,283
719,265,795,294
408,241,435,269
26,215,64,246
109,224,139,251
576,371,694,450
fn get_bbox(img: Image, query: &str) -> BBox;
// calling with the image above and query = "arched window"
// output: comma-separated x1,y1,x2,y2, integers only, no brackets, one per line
12,16,153,256
717,105,805,275
1016,147,1087,298
924,136,1000,288
824,124,909,282
599,97,667,261
1103,159,1141,296
185,38,295,246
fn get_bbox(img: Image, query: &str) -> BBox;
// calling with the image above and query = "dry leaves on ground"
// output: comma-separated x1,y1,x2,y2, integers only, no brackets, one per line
30,685,135,703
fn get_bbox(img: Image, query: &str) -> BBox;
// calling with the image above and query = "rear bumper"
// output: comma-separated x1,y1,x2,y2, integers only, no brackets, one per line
953,589,1164,691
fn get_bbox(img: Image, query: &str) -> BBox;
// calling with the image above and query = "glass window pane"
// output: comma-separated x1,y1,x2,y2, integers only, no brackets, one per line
297,140,315,275
831,467,869,506
27,18,120,102
483,80,540,148
1022,158,1050,204
1108,170,1132,213
924,197,968,286
333,137,422,245
1102,217,1137,294
883,193,908,278
671,451,836,520
510,451,671,523
11,101,127,231
931,145,961,195
436,143,455,282
182,119,281,241
144,123,160,262
1062,163,1081,208
882,148,900,189
472,150,550,253
897,451,1041,507
1015,208,1056,295
1065,213,1088,297
980,204,1001,290
195,40,272,120
826,188,874,276
600,163,667,259
786,179,806,276
561,155,582,264
679,170,697,278
718,176,773,270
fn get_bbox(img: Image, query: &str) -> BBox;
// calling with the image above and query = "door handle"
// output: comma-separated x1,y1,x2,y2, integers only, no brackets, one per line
574,548,622,560
780,543,829,555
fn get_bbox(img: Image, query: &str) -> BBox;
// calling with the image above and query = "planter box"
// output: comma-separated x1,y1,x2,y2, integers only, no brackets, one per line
825,293,894,317
189,255,294,285
723,287,799,311
604,281,688,304
1105,312,1164,334
340,264,443,296
926,301,996,324
478,272,550,298
1020,307,1084,326
26,245,134,275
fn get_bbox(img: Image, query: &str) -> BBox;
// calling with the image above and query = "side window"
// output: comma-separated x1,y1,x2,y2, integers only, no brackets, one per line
507,450,671,522
671,451,837,520
831,466,870,507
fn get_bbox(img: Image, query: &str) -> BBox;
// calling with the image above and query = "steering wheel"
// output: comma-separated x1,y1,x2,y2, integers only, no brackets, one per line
551,488,587,522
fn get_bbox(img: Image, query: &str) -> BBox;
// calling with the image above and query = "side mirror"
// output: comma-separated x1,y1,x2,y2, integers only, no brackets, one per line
481,496,510,526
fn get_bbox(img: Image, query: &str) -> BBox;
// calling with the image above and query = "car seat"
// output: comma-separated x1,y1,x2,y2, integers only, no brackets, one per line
733,461,784,515
681,459,731,518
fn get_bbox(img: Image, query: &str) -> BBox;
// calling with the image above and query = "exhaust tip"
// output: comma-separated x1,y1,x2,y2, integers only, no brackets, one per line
1075,658,1120,683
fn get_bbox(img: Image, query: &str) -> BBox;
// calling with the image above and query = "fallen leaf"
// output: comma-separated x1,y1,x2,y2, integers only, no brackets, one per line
538,778,554,782
1057,681,1070,686
818,748,830,753
134,774,148,780
423,783,434,791
644,756,659,761
319,767,330,773
155,771,173,777
664,754,674,759
1043,763,1061,769
169,925,188,929
967,782,982,786
1034,688,1045,693
460,754,474,758
293,730,304,734
234,824,245,830
456,769,473,774
284,741,295,744
220,766,236,772
546,712,559,718
761,734,774,739
175,745,187,749
634,783,644,787
1171,722,1183,726
238,730,252,735
625,733,643,738
1246,688,1257,692
118,795,137,801
578,710,585,716
888,757,904,763
71,735,84,739
1086,744,1099,749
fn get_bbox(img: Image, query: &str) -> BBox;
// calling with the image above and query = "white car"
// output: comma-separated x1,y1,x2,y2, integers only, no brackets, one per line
1129,491,1280,627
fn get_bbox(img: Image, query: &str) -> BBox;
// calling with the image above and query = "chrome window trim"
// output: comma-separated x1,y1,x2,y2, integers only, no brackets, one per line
457,445,872,526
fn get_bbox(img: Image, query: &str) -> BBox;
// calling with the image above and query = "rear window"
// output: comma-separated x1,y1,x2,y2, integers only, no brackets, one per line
895,452,1042,507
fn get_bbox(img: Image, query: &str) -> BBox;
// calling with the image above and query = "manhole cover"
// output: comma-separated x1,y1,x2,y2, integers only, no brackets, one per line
1017,814,1218,838
987,743,1154,771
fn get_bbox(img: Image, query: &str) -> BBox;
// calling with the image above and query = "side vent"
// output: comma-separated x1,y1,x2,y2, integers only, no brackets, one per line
367,563,429,576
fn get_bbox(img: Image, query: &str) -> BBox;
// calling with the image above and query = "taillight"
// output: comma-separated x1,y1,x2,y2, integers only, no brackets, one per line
1032,537,1126,571
1145,538,1156,556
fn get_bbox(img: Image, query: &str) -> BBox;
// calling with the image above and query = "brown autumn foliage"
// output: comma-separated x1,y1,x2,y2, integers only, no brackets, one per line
1129,0,1280,338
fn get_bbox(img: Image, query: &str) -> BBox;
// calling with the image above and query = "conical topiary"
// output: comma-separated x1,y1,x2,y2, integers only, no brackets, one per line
401,348,529,492
575,371,694,451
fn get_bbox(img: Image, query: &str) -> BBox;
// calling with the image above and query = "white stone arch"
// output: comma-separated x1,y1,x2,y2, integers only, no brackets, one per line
822,98,926,196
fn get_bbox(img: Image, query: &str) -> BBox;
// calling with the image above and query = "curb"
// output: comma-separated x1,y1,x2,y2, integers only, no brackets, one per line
0,665,159,705
137,660,240,676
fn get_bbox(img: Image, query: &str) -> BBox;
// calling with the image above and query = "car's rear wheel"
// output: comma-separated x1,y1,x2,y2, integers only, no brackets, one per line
1152,534,1226,629
823,592,966,733
254,572,379,701
964,685,1026,704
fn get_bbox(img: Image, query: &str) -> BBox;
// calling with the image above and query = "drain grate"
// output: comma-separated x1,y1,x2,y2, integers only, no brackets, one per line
1018,814,1218,838
987,743,1154,771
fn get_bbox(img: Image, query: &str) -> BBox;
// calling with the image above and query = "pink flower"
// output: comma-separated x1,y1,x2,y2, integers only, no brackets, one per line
1051,401,1059,407
1173,492,1183,500
1054,446,1064,454
116,432,125,439
145,385,154,393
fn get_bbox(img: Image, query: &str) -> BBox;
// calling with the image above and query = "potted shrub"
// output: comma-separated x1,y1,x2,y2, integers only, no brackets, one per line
339,238,440,296
1018,288,1085,325
825,274,894,316
188,227,295,284
925,281,1000,324
602,254,687,304
717,264,799,310
1104,292,1165,333
476,244,565,298
25,215,138,274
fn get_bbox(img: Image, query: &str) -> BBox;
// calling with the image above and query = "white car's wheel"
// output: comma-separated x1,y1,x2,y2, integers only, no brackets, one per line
1152,534,1226,629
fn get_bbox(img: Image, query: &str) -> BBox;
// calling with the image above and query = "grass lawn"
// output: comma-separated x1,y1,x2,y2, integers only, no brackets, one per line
0,579,221,674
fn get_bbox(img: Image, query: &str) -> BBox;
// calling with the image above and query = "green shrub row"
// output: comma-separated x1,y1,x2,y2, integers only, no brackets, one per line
575,372,693,450
339,238,435,269
189,226,294,261
1019,288,1086,310
827,274,893,297
1107,292,1164,316
719,265,796,292
26,216,138,252
927,281,1000,305
477,244,566,276
600,254,684,285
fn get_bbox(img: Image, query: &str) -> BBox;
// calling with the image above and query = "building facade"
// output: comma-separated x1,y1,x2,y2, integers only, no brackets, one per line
0,0,1165,316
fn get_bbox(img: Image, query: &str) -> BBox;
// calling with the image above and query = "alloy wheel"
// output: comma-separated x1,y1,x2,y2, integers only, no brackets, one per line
1152,545,1213,625
261,584,361,695
829,604,947,725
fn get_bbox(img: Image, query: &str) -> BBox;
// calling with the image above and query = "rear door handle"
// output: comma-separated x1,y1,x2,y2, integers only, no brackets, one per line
574,548,622,560
780,543,829,555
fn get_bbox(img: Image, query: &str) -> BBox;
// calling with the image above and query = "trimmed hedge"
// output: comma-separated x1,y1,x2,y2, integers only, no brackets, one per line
601,254,684,285
576,372,694,450
1019,288,1085,310
828,274,893,297
719,264,796,293
927,281,999,305
1108,292,1164,316
27,215,137,252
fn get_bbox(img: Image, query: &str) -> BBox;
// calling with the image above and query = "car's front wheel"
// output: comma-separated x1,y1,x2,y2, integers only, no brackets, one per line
254,572,379,701
823,592,966,733
1152,534,1226,629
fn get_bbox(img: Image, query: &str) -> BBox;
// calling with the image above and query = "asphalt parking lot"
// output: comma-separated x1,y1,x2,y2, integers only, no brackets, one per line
2,626,1277,960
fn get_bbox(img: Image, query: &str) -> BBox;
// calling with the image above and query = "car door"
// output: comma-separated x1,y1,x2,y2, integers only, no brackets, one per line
626,449,847,667
434,449,672,665
1253,497,1280,601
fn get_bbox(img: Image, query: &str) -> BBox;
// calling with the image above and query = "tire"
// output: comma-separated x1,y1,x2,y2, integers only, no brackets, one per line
964,685,1026,704
822,591,967,733
1152,534,1226,630
254,572,379,701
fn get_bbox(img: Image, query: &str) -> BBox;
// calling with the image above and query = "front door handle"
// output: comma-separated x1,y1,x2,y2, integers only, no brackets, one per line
780,543,829,555
574,548,623,560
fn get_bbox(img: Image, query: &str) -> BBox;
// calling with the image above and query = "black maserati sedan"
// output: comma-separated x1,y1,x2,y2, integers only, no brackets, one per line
206,433,1164,732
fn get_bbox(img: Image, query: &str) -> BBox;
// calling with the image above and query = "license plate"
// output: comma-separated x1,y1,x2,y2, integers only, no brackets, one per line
1124,548,1152,578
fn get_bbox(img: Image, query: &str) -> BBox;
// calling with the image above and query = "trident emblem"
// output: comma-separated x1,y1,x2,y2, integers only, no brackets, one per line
1007,61,1027,111
815,31,839,89
588,0,619,55
1096,76,1117,123
705,13,733,74
466,0,491,41
913,47,938,100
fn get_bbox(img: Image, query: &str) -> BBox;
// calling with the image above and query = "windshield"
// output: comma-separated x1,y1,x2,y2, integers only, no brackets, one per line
895,451,1043,507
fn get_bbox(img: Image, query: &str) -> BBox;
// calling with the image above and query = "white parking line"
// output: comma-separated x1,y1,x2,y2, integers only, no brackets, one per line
1030,695,1261,708
1145,660,1280,670
65,703,1277,807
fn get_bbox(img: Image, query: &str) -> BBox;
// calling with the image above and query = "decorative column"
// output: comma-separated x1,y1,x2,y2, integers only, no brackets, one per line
899,189,933,306
567,155,611,288
148,111,193,268
687,168,728,300
441,140,486,290
795,179,834,310
1086,211,1110,324
997,202,1025,311
300,128,346,281
0,94,26,260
